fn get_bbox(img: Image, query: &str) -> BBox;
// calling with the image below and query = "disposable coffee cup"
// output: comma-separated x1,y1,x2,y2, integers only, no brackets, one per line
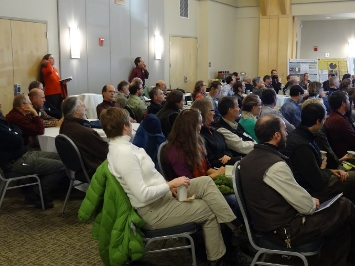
187,101,192,106
320,150,327,160
246,90,250,95
347,151,355,158
177,186,187,201
225,165,233,177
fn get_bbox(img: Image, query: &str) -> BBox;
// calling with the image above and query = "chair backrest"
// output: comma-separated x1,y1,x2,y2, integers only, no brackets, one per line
157,141,168,178
232,161,259,250
55,134,90,182
124,105,136,121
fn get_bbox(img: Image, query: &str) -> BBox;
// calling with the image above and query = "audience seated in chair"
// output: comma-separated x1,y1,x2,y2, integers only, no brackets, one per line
5,94,44,148
28,88,62,128
240,114,355,266
156,80,168,95
216,97,256,157
78,160,145,265
239,94,262,142
206,81,222,124
115,80,129,108
98,107,240,266
96,84,120,118
283,102,355,202
126,78,147,123
60,97,108,180
220,75,236,97
28,80,62,119
251,76,264,98
191,98,241,169
280,85,304,128
147,87,164,115
191,80,207,100
259,88,295,133
133,114,166,171
156,90,184,138
0,102,65,209
324,91,355,159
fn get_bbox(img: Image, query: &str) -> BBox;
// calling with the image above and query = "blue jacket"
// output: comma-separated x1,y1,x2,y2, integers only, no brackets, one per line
280,99,301,127
133,114,166,171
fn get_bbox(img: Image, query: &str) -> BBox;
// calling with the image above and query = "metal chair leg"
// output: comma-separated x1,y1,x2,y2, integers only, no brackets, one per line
35,177,45,210
0,181,10,209
61,180,74,215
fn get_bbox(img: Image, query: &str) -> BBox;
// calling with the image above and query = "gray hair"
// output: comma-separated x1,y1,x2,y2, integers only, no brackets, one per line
252,76,262,87
243,75,251,82
61,96,80,118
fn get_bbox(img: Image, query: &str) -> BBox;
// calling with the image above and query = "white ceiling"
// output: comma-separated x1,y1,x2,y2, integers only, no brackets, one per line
297,13,355,21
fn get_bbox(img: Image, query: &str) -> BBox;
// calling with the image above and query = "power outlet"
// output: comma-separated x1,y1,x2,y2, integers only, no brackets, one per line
14,84,21,96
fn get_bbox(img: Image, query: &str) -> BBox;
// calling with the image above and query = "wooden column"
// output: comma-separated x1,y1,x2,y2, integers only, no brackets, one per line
258,0,295,81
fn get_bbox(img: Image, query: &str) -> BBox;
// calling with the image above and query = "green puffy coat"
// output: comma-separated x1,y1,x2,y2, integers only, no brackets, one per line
78,160,145,265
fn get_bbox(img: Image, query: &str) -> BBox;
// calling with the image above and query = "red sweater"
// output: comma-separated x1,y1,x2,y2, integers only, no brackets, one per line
5,109,44,145
42,62,62,95
324,111,355,158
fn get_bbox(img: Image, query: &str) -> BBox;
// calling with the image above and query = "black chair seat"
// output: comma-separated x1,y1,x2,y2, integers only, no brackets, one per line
258,237,323,253
143,222,198,238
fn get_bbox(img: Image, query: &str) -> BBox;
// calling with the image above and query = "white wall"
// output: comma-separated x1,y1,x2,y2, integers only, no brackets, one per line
58,0,165,95
164,0,199,87
207,1,239,80
300,19,355,59
0,0,60,69
235,7,259,78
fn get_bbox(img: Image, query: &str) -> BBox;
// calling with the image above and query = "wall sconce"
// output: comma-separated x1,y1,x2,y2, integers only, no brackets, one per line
70,27,80,59
155,34,163,60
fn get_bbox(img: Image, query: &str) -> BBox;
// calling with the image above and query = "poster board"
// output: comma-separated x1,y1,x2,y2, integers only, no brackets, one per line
318,58,349,83
288,59,318,82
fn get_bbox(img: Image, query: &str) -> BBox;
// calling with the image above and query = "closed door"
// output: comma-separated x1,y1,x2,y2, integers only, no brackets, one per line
170,36,197,92
0,19,47,114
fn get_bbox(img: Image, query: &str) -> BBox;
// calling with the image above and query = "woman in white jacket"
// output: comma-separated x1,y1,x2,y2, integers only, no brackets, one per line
100,107,240,266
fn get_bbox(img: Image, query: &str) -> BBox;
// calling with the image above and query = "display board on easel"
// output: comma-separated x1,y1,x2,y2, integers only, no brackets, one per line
318,58,349,83
288,59,318,82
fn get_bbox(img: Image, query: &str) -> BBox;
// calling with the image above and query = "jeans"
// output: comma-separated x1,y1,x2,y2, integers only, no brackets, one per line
224,193,243,222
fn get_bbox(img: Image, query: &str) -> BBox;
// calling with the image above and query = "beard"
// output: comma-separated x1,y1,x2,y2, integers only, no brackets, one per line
277,136,286,149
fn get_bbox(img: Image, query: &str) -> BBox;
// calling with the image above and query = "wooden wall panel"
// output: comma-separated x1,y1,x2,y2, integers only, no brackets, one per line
11,20,47,95
268,18,279,73
0,19,13,114
258,18,270,76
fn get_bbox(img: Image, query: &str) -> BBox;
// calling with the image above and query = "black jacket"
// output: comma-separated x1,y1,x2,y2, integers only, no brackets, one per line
0,116,27,169
282,125,332,194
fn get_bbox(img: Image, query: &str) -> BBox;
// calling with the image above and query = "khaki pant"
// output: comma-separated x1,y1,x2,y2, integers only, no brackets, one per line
136,176,236,261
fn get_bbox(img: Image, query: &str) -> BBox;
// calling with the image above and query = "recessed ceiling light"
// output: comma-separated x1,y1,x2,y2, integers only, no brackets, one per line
326,17,331,19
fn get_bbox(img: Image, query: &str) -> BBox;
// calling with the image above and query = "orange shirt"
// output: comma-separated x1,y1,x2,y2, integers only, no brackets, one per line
42,62,62,96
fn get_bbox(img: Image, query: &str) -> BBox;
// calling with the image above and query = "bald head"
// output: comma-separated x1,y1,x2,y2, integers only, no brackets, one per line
156,80,167,91
255,115,284,144
28,88,45,108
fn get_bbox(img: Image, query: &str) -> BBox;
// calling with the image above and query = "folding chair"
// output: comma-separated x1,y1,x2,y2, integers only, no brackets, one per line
0,169,44,210
142,223,198,266
232,161,322,266
157,141,168,177
55,134,91,215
